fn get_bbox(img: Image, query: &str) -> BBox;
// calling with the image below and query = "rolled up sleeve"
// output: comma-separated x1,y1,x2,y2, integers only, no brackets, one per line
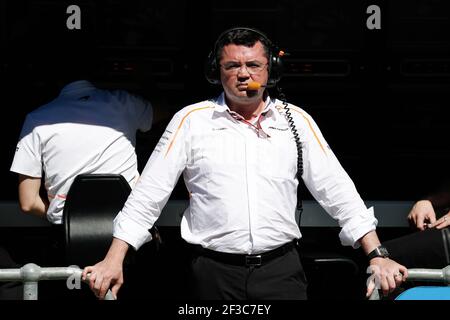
113,214,154,250
338,206,378,248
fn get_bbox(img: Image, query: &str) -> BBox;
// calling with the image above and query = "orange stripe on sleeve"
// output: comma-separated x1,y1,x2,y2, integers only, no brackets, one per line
286,106,327,155
164,106,214,157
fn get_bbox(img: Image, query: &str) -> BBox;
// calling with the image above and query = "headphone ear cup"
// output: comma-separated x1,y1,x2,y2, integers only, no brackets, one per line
204,51,221,85
267,55,283,87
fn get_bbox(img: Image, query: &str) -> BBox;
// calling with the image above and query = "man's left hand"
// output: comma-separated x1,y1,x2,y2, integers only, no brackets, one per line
366,257,408,298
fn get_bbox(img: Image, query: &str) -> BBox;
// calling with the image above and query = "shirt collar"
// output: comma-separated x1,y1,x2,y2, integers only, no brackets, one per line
59,80,96,97
214,92,278,120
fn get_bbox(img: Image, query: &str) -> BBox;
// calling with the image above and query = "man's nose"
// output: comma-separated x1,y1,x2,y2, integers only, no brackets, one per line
237,65,251,76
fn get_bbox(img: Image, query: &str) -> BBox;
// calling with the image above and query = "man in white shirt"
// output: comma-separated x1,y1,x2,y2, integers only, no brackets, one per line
10,80,153,224
83,27,407,300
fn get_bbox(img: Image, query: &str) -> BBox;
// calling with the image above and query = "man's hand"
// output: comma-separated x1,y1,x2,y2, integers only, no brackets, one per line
359,231,407,298
407,200,436,230
82,238,129,299
82,257,123,300
428,211,450,230
366,258,408,298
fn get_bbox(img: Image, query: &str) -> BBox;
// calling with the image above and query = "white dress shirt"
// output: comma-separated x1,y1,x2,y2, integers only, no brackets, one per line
114,94,377,254
10,80,153,224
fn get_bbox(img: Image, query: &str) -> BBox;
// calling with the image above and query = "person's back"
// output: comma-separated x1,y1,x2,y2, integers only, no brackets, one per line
10,80,153,224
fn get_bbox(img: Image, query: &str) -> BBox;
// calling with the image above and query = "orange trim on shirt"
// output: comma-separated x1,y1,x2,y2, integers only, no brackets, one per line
284,106,327,155
165,106,214,157
48,194,66,199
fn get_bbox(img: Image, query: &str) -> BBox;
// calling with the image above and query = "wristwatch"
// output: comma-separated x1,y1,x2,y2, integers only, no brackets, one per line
367,245,390,260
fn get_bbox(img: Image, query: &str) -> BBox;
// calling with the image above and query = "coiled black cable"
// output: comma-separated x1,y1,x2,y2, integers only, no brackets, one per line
276,85,304,220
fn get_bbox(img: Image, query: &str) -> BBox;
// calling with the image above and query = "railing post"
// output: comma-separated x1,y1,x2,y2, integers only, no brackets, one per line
21,263,41,300
23,282,38,300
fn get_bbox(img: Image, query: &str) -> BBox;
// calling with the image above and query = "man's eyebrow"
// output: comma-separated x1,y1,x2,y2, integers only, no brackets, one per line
222,59,263,64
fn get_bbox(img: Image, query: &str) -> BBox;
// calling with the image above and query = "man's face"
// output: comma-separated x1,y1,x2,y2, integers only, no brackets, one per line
219,41,269,105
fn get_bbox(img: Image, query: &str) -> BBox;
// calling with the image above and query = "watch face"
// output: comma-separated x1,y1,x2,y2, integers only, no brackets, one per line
379,247,389,257
368,246,390,259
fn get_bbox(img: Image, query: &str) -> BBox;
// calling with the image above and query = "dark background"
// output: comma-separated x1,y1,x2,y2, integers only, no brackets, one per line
0,0,449,301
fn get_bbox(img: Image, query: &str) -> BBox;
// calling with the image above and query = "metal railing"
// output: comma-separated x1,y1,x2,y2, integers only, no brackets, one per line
368,265,450,300
0,263,115,300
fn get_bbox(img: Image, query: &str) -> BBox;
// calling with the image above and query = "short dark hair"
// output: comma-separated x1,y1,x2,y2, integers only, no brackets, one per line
215,28,271,62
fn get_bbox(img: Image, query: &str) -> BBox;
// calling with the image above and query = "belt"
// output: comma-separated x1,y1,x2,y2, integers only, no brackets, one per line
190,240,297,267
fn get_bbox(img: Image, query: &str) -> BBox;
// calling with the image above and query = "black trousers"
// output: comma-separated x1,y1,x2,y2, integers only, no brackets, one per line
383,227,450,269
189,245,308,300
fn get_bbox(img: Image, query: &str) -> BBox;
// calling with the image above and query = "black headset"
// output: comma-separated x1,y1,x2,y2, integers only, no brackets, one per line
204,27,284,87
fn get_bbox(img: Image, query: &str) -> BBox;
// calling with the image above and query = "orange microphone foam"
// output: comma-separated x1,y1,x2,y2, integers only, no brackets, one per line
247,82,265,90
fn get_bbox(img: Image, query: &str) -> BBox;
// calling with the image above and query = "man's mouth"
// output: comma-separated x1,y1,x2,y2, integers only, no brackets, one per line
236,83,249,91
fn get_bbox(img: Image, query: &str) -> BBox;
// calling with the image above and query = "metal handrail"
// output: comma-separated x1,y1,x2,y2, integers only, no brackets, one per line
0,263,115,300
368,265,450,300
405,266,450,283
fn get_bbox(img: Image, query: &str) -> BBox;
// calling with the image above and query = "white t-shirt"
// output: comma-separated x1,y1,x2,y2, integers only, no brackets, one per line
10,80,153,224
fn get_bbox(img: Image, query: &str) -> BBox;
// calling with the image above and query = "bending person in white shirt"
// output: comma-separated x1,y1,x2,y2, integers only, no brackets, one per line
10,79,153,224
83,27,407,300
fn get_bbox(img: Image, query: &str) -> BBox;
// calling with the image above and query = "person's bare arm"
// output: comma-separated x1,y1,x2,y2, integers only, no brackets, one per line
18,174,48,218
